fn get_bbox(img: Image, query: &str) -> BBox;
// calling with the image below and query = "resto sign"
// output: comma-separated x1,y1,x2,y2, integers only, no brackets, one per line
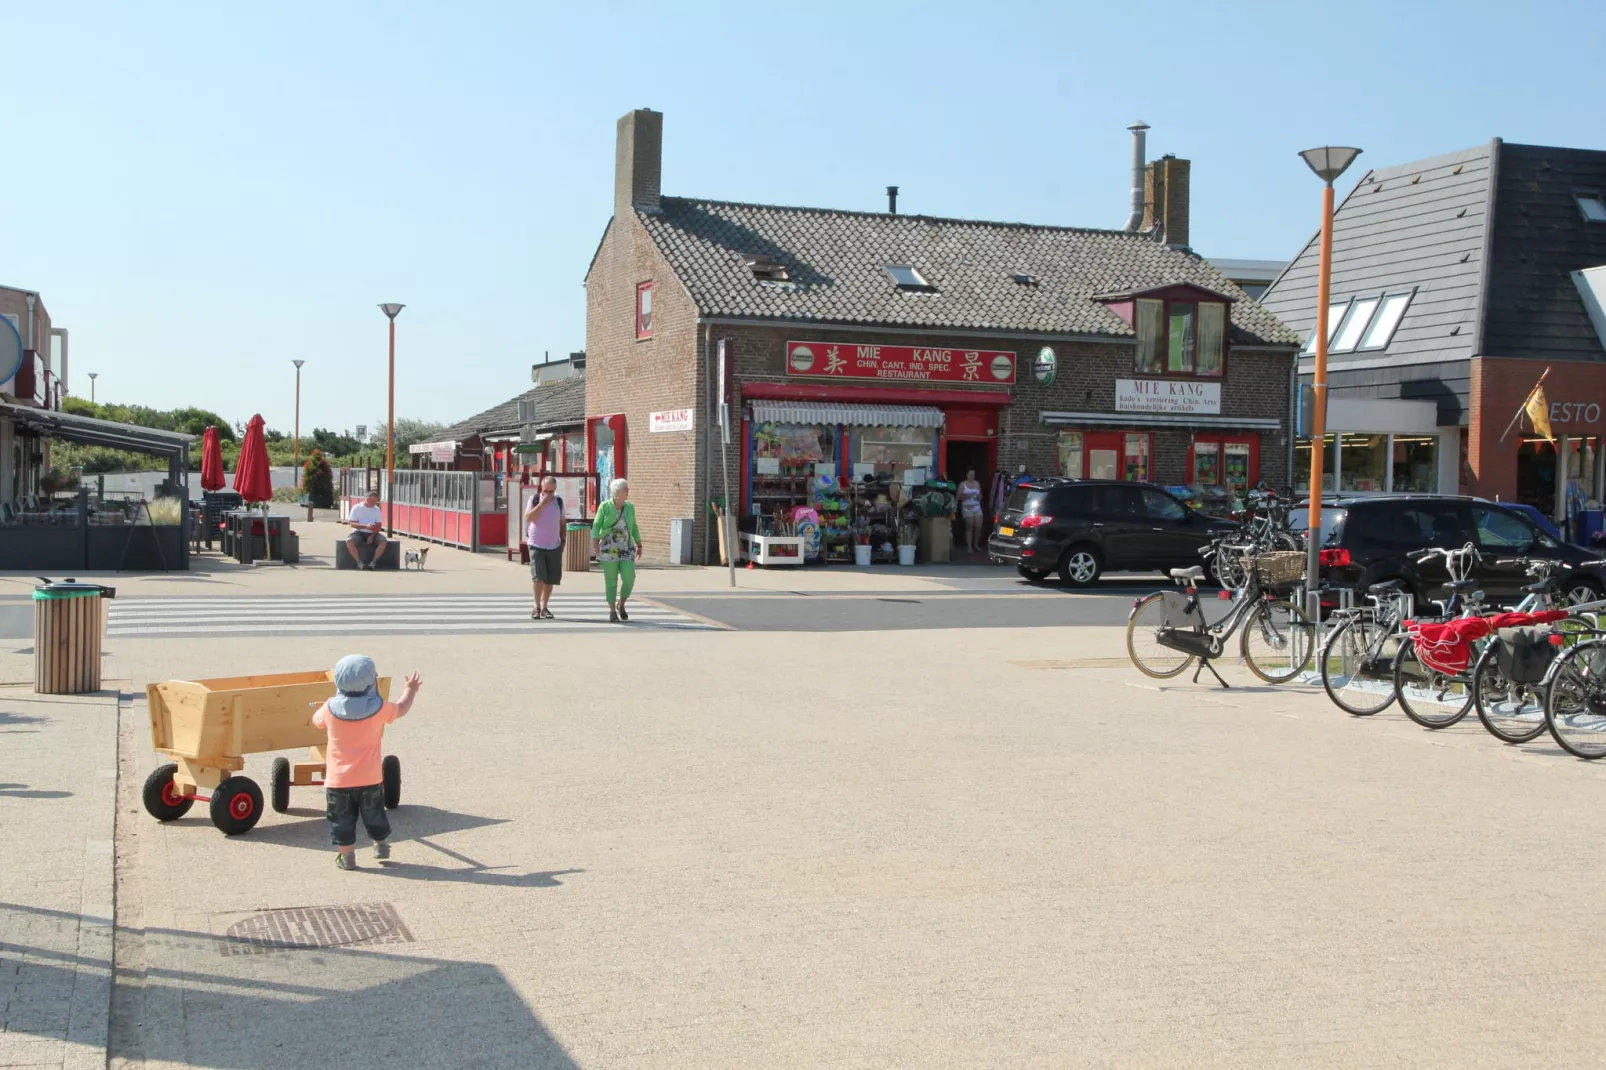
1115,378,1222,415
786,342,1016,384
649,408,695,433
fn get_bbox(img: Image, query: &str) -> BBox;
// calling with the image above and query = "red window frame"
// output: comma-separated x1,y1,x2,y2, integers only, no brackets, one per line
1135,297,1226,378
636,282,654,339
1072,431,1153,482
1188,435,1259,489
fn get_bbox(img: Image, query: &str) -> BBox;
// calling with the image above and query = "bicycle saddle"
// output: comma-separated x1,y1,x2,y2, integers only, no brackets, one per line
1367,578,1406,593
1443,579,1480,591
1170,566,1207,583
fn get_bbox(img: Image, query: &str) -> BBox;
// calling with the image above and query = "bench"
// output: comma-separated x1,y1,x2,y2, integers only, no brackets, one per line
334,538,401,570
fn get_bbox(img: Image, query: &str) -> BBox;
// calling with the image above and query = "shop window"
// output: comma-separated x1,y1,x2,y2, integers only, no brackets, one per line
1294,435,1336,495
1338,434,1388,492
1123,433,1150,482
1135,299,1164,373
1392,435,1438,493
1058,432,1084,478
636,282,653,339
854,425,934,481
1194,441,1220,484
753,423,836,507
1223,442,1250,489
564,433,585,473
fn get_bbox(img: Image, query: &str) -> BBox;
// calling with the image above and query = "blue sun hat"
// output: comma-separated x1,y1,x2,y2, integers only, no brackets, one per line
328,655,382,721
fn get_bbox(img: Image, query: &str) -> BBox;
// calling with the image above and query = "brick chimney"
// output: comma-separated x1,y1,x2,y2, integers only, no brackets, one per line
1141,155,1191,250
615,108,663,217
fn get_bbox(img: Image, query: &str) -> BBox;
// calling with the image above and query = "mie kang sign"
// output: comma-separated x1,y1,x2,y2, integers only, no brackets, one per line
1115,378,1222,416
786,342,1016,384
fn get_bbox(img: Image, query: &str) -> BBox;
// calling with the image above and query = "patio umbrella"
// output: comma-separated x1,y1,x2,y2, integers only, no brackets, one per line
233,414,276,560
200,426,225,492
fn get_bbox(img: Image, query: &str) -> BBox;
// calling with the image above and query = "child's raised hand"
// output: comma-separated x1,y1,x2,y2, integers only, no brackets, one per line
404,672,423,690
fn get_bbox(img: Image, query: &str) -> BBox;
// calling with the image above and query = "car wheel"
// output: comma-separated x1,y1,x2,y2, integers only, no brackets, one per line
1016,565,1051,583
1564,574,1605,608
1058,545,1103,587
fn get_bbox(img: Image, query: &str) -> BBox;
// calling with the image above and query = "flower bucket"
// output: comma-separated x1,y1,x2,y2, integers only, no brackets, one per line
853,544,872,567
897,545,916,566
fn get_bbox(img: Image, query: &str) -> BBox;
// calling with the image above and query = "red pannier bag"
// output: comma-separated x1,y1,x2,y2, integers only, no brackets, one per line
1407,609,1568,676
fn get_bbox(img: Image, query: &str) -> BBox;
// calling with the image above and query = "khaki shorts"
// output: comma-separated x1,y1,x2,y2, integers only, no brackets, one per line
529,546,563,584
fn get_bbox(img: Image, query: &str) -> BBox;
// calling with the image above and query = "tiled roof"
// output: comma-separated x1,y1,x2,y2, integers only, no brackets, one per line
636,198,1299,347
440,373,586,443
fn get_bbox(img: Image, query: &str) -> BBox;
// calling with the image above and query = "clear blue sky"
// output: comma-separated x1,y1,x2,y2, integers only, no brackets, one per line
6,1,1602,437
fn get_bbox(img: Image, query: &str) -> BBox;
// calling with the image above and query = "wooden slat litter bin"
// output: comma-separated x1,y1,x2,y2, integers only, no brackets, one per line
33,583,114,695
563,524,591,573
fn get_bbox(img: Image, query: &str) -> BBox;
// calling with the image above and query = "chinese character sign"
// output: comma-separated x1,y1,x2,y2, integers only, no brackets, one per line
786,342,1016,384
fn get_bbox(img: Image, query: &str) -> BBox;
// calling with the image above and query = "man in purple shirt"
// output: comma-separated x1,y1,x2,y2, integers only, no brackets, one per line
524,476,566,620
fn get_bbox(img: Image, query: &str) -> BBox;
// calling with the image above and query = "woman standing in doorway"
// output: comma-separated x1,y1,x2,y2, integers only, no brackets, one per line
592,478,643,623
959,469,985,555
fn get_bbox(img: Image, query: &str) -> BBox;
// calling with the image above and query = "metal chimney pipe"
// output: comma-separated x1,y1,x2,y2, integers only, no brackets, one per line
887,185,899,215
1125,122,1150,232
50,328,67,396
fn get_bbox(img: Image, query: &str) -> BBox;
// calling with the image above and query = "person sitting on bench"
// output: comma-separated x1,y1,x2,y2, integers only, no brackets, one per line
345,491,389,570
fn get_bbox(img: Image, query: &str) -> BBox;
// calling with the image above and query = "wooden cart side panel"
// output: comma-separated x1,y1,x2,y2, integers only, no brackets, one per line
192,670,333,692
151,681,215,759
145,683,171,752
234,677,392,755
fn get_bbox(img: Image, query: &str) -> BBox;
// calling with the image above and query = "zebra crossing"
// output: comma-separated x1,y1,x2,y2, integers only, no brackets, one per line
105,593,720,638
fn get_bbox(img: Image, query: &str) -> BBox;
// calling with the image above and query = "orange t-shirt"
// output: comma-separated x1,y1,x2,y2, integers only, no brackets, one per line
312,701,400,788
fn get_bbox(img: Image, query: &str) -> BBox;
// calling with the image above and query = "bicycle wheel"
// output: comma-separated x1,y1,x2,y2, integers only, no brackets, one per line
1126,592,1196,679
1393,636,1472,728
1471,642,1548,744
1544,639,1606,759
1213,547,1249,590
1320,617,1400,716
1241,599,1315,683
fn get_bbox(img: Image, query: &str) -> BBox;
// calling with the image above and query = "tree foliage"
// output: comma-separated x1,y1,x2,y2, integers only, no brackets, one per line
301,449,335,508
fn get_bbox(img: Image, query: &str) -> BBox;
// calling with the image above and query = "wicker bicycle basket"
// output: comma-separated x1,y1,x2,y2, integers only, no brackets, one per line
1251,550,1306,588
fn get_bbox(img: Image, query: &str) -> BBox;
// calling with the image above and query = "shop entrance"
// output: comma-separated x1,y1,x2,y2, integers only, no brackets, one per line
944,440,992,489
1516,439,1557,513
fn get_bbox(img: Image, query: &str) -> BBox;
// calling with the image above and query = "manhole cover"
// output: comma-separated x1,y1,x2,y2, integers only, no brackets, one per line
220,903,413,956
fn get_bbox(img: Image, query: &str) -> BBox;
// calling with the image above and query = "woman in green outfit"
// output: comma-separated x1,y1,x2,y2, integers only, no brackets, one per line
591,478,643,623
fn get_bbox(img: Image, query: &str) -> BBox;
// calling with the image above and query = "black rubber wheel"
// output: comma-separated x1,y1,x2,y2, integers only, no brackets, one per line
209,776,263,835
1240,599,1315,684
1471,643,1550,744
1016,565,1051,583
1544,639,1606,759
270,757,291,813
1057,545,1103,587
382,755,401,810
1320,617,1400,717
1393,636,1472,729
141,763,194,822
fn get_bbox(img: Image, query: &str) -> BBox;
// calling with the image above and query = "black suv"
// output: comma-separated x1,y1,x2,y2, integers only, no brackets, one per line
1298,495,1606,606
987,478,1240,586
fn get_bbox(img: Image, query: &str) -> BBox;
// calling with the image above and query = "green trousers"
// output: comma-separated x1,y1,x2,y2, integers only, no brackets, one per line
601,560,636,604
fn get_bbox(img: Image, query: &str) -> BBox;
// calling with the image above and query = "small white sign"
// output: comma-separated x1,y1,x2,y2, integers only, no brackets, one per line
1115,378,1222,416
756,457,781,475
650,408,695,433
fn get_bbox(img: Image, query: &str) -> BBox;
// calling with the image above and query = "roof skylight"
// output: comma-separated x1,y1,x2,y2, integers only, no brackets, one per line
1577,194,1606,223
1301,291,1415,355
885,265,934,291
1011,272,1038,285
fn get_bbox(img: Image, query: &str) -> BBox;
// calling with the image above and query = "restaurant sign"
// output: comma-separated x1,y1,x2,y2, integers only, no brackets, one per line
649,408,695,433
1115,378,1221,415
786,342,1016,384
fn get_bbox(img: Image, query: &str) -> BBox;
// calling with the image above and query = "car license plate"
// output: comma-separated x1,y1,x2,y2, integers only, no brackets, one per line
999,526,1014,536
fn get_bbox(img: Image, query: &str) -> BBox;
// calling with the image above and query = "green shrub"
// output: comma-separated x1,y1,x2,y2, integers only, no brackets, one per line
301,449,335,508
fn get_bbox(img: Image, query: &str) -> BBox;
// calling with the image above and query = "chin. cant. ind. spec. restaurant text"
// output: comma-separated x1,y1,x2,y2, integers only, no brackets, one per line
786,342,1016,384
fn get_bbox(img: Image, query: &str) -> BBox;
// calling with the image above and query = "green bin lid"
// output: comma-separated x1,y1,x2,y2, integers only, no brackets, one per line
566,521,589,529
33,583,114,601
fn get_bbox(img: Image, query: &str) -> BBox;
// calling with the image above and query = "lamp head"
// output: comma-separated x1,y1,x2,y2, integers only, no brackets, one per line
1299,146,1362,185
292,359,305,369
378,303,405,320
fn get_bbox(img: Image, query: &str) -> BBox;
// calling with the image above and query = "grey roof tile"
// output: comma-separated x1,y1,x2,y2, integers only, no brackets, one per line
637,198,1299,347
440,374,586,443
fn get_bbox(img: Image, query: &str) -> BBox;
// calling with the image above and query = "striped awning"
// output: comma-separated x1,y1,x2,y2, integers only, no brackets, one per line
749,401,945,428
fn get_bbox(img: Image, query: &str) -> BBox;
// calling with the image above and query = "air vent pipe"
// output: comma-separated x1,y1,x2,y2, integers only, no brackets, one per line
1125,122,1149,232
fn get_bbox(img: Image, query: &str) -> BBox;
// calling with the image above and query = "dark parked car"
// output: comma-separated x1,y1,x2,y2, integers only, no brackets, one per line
987,478,1240,586
1295,494,1605,606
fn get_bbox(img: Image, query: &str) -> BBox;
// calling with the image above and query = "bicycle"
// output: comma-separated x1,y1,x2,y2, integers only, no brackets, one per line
1469,560,1606,744
1318,580,1415,717
1213,491,1303,590
1543,633,1606,758
1126,545,1314,688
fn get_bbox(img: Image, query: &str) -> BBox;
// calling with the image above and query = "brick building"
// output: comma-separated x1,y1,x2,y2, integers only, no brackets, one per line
1261,140,1606,526
585,109,1301,564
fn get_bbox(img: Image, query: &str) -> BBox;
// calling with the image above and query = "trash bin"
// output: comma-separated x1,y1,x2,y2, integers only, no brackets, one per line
33,582,116,695
564,523,591,573
669,518,693,565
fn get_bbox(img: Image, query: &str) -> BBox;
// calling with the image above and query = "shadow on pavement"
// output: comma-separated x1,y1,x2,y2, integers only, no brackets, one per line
242,804,509,851
1,902,580,1069
0,782,73,799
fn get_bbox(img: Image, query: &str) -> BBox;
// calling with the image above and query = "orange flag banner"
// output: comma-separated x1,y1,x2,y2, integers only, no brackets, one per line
1525,383,1554,442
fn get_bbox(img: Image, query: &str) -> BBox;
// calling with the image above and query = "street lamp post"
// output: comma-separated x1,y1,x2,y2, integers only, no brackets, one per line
87,372,97,403
292,359,306,472
378,303,405,536
1297,146,1362,617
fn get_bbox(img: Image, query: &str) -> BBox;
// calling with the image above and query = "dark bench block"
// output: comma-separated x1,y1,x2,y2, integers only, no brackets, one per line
334,539,401,570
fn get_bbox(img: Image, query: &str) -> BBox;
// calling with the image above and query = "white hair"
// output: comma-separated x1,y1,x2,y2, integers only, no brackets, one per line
609,478,629,497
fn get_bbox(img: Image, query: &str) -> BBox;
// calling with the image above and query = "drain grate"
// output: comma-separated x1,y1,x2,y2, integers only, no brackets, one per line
220,903,414,956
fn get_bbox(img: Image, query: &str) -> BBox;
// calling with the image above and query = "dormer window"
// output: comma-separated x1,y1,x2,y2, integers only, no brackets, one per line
1135,297,1225,376
886,265,934,292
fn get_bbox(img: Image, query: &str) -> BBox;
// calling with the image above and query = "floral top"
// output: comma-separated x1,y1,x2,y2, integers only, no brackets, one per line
591,498,641,562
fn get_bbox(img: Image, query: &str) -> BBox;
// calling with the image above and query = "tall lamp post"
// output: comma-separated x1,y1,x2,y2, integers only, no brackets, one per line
378,303,405,536
1297,145,1362,616
87,372,98,403
291,359,306,471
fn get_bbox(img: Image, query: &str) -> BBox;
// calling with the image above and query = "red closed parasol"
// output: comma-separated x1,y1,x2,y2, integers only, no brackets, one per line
200,426,226,492
232,414,273,504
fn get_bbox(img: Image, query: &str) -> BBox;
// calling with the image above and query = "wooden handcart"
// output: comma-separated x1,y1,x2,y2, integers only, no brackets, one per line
142,670,397,835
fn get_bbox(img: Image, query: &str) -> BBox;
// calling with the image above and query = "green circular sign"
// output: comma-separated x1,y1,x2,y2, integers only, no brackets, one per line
1032,346,1057,385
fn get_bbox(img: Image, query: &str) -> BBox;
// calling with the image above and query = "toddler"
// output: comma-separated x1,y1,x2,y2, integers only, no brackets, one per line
312,654,422,870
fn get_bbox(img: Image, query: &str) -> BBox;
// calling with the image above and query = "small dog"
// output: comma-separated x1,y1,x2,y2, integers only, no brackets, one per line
403,547,429,571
